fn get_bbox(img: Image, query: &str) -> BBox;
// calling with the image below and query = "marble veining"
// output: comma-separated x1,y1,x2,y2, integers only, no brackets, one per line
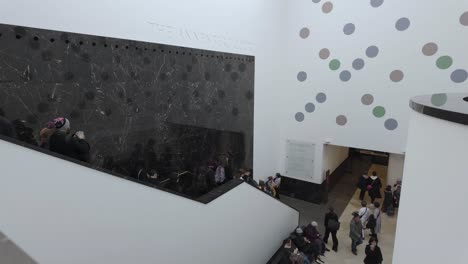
0,23,254,199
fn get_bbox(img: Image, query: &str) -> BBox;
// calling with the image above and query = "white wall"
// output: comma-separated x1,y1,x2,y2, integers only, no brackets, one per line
0,0,286,182
0,139,299,264
393,111,468,264
322,144,349,178
280,0,468,156
387,153,405,186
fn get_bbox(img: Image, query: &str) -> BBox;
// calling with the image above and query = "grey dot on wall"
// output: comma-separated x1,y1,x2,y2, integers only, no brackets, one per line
295,112,305,122
336,115,348,126
384,118,398,130
390,70,404,82
343,23,356,35
352,58,365,70
395,17,411,31
316,93,327,103
312,0,321,3
361,94,374,105
340,70,352,82
297,71,307,82
370,0,384,8
305,103,316,113
366,46,379,58
300,27,310,39
460,11,468,26
422,42,438,56
319,48,330,60
451,69,468,83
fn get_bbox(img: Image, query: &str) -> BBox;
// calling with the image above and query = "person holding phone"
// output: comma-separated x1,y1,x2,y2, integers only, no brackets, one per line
364,237,383,264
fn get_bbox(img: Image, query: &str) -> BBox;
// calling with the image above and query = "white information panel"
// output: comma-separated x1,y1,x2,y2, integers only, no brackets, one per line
285,140,315,180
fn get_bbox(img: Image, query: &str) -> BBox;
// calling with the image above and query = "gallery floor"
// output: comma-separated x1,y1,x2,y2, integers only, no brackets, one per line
282,163,398,264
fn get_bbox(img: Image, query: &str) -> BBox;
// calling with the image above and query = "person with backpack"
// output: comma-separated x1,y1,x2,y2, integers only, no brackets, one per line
323,207,339,252
359,201,370,238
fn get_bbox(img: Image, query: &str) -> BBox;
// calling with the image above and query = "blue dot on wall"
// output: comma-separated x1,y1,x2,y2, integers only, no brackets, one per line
305,103,316,113
295,112,305,122
316,93,327,103
370,0,384,8
395,17,411,31
343,23,356,35
451,69,468,83
366,46,379,58
340,70,352,82
297,71,307,82
352,58,365,70
384,118,398,130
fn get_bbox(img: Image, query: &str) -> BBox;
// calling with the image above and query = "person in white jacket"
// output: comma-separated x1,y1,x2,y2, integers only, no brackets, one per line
359,200,370,238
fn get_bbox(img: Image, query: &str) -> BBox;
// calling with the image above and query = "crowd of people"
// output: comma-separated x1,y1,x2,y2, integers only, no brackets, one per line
278,171,400,264
0,114,91,163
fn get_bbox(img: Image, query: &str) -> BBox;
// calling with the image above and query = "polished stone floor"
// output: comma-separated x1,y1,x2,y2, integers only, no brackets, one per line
282,162,398,264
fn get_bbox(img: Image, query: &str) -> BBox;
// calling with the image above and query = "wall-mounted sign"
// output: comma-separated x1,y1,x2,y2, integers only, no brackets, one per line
285,140,315,180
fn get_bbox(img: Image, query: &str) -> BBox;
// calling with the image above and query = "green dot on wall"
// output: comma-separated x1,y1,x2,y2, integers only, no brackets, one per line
329,59,341,71
436,56,453,70
373,106,386,118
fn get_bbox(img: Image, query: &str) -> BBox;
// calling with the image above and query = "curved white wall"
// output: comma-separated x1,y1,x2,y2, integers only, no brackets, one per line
393,111,468,264
0,139,299,264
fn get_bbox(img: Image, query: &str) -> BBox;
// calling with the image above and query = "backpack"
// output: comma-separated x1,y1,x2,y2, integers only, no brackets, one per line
327,219,340,231
366,214,376,229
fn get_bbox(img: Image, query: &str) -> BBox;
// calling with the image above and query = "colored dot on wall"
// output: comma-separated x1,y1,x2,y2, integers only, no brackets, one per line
297,71,308,82
460,11,468,26
395,17,411,31
319,48,330,60
340,70,352,82
436,56,453,70
431,94,448,107
343,23,356,35
316,93,327,103
366,46,379,58
390,70,404,82
329,59,341,70
305,102,316,113
336,115,348,126
373,106,386,118
451,69,468,83
384,118,398,130
312,0,321,3
352,58,365,70
361,94,374,105
322,2,333,14
422,42,438,56
295,112,305,122
299,27,310,39
370,0,384,8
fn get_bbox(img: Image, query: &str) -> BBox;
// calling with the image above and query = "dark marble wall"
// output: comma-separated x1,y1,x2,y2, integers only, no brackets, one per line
0,23,254,198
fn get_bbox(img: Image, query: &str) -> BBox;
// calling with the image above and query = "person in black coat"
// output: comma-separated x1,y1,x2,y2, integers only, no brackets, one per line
382,185,393,213
364,237,383,264
292,228,318,261
323,207,339,252
356,172,371,201
368,171,382,203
